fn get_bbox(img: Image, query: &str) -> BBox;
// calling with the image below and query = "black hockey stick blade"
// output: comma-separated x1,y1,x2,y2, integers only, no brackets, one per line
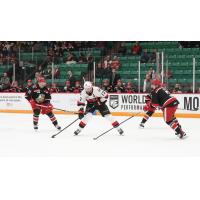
93,112,141,140
51,118,79,138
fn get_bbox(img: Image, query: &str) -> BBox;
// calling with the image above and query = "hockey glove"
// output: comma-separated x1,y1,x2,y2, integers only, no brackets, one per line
143,104,150,111
78,108,84,119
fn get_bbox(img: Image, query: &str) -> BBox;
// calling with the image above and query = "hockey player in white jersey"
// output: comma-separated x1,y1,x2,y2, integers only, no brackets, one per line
74,81,124,135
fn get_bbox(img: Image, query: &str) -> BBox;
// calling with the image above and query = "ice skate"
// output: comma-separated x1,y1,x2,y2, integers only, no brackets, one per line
175,130,187,139
139,123,145,128
55,125,61,130
117,128,124,135
34,125,38,132
74,128,81,136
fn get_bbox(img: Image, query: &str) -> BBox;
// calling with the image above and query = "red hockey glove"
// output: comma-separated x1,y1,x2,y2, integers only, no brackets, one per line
143,104,150,111
78,108,84,119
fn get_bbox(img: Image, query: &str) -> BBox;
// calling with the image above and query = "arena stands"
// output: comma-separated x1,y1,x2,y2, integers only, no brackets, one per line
0,41,200,93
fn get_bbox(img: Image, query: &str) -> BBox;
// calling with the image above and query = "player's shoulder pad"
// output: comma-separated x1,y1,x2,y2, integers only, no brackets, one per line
80,89,87,97
155,87,163,93
93,86,101,91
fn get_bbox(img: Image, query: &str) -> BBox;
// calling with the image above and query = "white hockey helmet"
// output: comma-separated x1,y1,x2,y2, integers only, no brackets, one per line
84,81,93,93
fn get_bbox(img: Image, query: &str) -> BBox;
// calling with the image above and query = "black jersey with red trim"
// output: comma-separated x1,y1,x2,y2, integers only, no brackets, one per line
145,94,151,104
150,87,179,108
25,85,51,104
25,85,35,100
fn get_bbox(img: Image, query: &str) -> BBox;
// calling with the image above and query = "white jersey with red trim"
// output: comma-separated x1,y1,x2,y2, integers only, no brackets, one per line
77,86,108,108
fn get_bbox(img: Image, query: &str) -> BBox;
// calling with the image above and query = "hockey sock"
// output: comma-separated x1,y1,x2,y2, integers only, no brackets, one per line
141,117,148,124
104,114,121,130
33,114,39,126
47,112,58,126
78,113,93,130
167,119,182,133
141,111,154,124
78,121,86,130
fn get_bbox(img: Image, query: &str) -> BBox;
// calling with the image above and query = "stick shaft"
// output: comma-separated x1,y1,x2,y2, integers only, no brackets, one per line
52,118,79,138
35,104,78,114
93,112,141,140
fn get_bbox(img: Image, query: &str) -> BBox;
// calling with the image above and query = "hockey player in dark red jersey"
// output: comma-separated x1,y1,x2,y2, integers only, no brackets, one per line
139,94,156,128
25,77,61,131
140,79,186,139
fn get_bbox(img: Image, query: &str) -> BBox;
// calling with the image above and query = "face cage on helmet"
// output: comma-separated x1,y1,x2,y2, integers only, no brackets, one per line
85,87,93,93
38,82,46,88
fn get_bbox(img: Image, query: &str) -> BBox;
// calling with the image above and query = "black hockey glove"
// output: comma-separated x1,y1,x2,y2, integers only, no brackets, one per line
78,108,84,119
95,97,107,107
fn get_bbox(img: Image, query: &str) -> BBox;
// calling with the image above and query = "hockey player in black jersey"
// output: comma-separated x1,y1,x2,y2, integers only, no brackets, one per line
142,79,186,139
25,77,61,131
24,80,35,100
139,94,156,128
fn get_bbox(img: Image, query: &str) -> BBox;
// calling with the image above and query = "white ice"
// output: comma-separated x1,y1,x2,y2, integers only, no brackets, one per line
0,113,199,156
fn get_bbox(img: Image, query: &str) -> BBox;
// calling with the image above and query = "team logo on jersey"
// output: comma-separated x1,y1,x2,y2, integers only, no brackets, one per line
109,95,119,109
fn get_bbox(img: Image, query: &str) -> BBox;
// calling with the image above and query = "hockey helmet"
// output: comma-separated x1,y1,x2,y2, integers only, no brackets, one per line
84,81,93,93
151,79,161,86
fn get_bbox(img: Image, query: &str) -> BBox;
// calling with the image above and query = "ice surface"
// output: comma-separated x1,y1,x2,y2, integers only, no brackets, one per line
0,113,199,156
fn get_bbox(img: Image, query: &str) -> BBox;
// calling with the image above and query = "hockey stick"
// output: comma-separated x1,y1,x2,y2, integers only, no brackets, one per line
51,118,79,138
53,107,78,114
35,104,78,114
93,112,142,140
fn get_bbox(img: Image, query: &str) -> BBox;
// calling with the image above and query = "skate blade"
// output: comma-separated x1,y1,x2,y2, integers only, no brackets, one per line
139,126,144,129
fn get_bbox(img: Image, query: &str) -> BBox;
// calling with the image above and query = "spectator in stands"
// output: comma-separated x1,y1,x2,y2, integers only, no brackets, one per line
140,49,150,63
131,41,142,55
34,72,42,83
111,56,121,70
73,81,83,93
50,83,59,93
125,82,135,93
54,66,60,79
196,87,200,93
165,69,173,79
102,61,112,80
109,68,121,86
103,55,112,68
63,80,74,92
95,62,104,79
172,84,182,93
65,42,75,52
118,42,127,55
0,72,10,91
66,52,77,64
23,79,35,93
87,53,94,81
149,49,157,63
42,66,52,79
113,80,125,93
143,74,152,93
47,47,55,58
0,53,3,65
101,79,112,93
78,53,87,63
147,67,156,79
8,81,22,92
67,70,76,87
